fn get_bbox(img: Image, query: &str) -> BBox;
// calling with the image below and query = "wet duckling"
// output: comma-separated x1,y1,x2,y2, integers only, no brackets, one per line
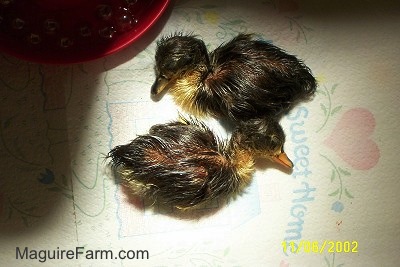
108,117,292,209
152,33,317,121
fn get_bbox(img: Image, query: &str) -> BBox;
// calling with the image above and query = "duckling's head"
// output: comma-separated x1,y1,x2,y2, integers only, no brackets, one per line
233,118,293,169
152,33,209,95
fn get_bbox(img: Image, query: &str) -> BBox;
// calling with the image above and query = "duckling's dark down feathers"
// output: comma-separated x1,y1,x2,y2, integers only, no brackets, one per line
108,118,243,209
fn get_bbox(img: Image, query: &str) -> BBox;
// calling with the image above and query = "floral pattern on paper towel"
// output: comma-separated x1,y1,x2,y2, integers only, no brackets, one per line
263,0,312,43
39,158,107,218
317,82,380,214
320,154,353,213
1,186,43,228
316,83,342,133
174,4,249,41
0,60,61,228
38,168,74,200
324,253,344,267
153,241,240,267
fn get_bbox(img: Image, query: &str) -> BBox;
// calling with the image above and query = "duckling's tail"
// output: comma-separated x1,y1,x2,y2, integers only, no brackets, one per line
294,63,318,100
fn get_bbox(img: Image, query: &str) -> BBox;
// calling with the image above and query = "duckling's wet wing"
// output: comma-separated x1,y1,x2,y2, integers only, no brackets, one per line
108,119,246,209
205,33,317,120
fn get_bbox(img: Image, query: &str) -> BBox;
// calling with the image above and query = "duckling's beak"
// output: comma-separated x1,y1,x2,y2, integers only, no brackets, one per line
272,152,293,169
151,76,170,95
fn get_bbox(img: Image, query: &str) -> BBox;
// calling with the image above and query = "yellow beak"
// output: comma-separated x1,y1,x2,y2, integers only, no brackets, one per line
272,152,293,169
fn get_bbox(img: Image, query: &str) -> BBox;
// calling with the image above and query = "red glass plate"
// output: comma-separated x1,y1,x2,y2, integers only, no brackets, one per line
0,0,170,64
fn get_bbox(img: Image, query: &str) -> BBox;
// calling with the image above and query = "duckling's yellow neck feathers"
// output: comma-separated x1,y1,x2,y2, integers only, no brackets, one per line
229,146,255,190
170,69,209,118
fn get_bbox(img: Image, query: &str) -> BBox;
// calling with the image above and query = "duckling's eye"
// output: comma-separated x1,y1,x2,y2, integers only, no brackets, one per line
160,74,169,80
269,135,282,151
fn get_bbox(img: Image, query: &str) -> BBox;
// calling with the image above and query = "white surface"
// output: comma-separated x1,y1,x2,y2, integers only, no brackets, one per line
0,0,399,266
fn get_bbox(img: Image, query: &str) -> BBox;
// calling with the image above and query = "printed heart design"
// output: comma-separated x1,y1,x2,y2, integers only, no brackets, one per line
280,260,290,267
324,108,380,170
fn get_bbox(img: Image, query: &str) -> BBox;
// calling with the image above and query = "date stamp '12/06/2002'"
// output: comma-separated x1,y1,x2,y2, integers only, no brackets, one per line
282,240,358,254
